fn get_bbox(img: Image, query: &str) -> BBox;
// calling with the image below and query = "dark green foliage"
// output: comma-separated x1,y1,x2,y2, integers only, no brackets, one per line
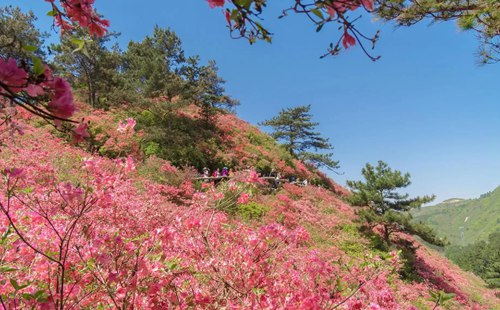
347,161,435,215
0,6,46,60
134,102,226,170
347,161,440,245
183,58,239,121
50,30,122,107
446,232,500,288
376,0,500,64
259,105,339,170
121,26,186,100
120,26,236,118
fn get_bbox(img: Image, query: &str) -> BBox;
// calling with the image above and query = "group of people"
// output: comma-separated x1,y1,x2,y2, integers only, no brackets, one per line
268,169,309,188
202,167,230,178
198,166,309,187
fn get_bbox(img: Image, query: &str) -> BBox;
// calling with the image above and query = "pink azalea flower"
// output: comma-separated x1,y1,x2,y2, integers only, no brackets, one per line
207,0,225,8
0,58,28,93
60,182,84,202
361,0,375,11
25,84,45,97
3,167,26,179
237,192,250,204
342,31,356,49
47,77,76,120
117,117,136,133
72,121,90,143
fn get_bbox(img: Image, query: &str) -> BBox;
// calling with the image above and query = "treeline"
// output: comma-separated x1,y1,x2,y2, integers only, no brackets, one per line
49,26,238,116
2,6,246,169
446,232,500,288
52,25,240,168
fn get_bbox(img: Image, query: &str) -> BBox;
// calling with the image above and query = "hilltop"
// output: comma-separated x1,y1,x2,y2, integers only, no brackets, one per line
413,187,500,246
0,101,498,308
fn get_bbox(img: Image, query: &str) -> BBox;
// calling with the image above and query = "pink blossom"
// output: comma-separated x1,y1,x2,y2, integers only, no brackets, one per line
360,0,375,11
246,170,263,184
237,192,250,204
3,167,25,179
0,58,28,93
342,31,356,49
72,121,90,143
117,117,136,133
207,0,225,8
47,78,76,121
25,84,45,97
327,6,336,18
51,0,110,37
60,182,84,202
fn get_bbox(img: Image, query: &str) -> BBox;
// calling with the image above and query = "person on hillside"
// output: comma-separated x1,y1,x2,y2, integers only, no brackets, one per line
273,172,282,189
202,167,210,182
203,167,209,176
212,168,221,177
270,168,277,178
221,167,229,177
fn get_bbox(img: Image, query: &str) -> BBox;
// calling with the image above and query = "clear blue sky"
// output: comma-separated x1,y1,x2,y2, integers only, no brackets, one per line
9,0,500,203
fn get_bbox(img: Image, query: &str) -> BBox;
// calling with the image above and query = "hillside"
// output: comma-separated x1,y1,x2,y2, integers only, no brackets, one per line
0,102,498,309
412,187,500,245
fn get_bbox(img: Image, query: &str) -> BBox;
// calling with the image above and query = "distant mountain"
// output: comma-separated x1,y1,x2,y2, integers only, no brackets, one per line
412,187,500,246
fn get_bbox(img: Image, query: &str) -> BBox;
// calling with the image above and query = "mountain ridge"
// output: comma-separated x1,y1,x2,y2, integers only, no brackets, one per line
413,186,500,246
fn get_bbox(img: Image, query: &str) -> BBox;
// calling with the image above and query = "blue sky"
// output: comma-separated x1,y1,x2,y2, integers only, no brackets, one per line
9,0,500,203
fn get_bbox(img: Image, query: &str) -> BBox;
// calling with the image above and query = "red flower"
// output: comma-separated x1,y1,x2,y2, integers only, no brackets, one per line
360,0,375,11
327,6,336,18
342,31,356,49
72,121,90,143
207,0,225,8
47,77,76,121
3,167,26,179
0,58,28,93
225,9,231,26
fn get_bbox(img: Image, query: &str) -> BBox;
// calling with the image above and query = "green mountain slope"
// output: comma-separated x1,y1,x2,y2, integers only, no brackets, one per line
412,187,500,245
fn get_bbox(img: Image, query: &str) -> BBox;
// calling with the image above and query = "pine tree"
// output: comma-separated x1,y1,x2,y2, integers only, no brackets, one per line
50,30,122,107
260,105,339,170
346,161,442,245
0,6,46,61
121,26,187,100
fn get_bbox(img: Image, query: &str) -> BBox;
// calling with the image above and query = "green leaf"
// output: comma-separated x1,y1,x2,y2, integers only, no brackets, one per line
165,258,181,271
70,37,86,53
9,278,28,291
441,292,455,302
429,290,438,300
336,277,344,292
311,8,324,19
230,9,239,21
31,56,45,77
252,287,265,295
33,290,48,302
18,187,34,194
0,266,17,273
233,0,252,9
22,45,37,53
21,293,33,300
46,10,56,17
1,226,12,245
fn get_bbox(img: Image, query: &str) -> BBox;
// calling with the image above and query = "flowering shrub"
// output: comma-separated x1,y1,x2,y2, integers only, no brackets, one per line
0,119,441,309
